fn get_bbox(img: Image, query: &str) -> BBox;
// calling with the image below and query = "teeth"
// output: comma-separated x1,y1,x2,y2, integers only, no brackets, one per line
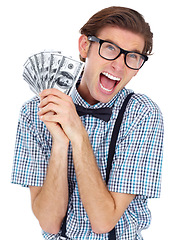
102,72,120,81
100,83,114,92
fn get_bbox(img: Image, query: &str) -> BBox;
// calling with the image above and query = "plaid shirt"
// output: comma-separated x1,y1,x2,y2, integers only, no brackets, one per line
11,87,164,240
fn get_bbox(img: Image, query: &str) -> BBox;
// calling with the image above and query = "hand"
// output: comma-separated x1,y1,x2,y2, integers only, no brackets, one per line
38,88,84,144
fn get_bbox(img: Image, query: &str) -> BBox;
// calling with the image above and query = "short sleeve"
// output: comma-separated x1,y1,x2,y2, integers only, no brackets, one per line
108,99,164,198
11,98,52,187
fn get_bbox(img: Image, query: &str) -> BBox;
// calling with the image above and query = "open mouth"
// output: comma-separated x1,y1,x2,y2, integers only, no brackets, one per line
99,72,121,94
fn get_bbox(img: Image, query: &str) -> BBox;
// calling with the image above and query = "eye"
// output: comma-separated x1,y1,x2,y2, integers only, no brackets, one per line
103,42,116,52
107,44,116,51
128,53,138,60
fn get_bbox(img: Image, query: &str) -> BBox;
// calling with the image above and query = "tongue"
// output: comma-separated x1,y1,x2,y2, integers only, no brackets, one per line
100,74,116,90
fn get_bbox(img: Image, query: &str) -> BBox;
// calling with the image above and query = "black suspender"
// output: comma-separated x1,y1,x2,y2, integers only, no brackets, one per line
106,92,134,239
106,92,134,185
62,92,134,239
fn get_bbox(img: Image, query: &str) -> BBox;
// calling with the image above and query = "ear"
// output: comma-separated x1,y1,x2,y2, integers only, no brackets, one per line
78,35,90,59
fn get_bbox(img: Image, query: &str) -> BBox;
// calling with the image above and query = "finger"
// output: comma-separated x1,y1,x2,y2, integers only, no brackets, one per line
39,88,66,99
38,103,60,116
39,112,60,123
39,88,73,103
39,94,60,108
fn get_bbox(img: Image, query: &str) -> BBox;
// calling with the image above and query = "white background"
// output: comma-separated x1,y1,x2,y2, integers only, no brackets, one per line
0,0,180,239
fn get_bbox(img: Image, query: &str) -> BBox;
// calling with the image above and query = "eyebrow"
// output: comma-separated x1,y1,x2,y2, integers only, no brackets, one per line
130,49,142,54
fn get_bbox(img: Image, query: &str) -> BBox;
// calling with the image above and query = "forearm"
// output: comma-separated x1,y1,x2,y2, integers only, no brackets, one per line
31,141,69,234
72,131,116,233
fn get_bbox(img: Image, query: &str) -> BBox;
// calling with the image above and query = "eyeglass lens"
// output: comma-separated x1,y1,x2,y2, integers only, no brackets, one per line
100,42,145,70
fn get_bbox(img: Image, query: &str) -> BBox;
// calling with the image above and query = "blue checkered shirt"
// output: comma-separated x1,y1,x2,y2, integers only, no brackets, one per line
11,87,164,240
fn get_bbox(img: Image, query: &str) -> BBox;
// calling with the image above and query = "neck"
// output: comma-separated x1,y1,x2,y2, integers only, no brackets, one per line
77,81,99,106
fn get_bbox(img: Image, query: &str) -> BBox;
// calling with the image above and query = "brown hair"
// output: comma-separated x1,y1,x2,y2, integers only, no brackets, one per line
80,6,153,62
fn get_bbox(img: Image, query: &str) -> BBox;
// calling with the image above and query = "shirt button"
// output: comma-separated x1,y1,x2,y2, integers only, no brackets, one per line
84,216,88,222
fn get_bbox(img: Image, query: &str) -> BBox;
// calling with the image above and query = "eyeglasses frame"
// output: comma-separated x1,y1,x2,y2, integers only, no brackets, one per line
87,36,148,70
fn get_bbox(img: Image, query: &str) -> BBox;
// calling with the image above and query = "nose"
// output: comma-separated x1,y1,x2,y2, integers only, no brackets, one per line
111,54,125,71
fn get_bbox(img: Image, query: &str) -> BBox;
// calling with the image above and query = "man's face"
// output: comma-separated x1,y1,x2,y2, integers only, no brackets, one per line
78,26,145,105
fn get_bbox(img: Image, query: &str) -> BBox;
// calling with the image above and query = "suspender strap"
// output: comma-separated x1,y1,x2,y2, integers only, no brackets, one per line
106,92,134,240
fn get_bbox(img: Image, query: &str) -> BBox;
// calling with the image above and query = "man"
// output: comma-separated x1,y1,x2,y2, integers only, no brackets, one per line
12,6,164,239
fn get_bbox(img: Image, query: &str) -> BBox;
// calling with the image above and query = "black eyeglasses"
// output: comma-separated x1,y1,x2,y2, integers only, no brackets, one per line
88,36,148,70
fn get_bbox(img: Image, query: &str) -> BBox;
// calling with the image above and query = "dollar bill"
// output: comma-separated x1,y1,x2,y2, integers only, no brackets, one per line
47,53,63,89
23,59,40,94
52,56,84,95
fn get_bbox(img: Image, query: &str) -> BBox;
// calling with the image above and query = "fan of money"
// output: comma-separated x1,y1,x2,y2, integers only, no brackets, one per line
23,51,84,96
